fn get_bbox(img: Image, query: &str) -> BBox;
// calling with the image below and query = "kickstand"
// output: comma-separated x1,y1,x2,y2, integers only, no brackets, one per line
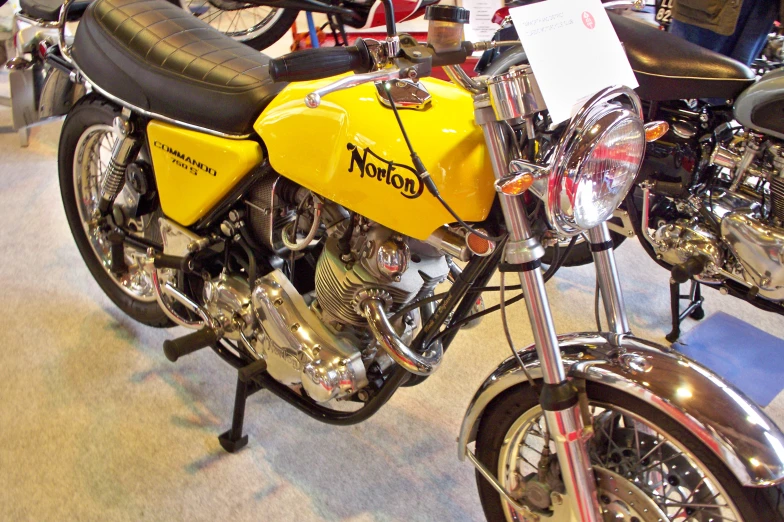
218,358,267,453
666,279,705,343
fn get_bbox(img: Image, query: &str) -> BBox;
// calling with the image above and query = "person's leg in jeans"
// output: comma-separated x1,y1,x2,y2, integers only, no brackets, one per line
670,0,778,65
670,18,735,55
729,0,777,65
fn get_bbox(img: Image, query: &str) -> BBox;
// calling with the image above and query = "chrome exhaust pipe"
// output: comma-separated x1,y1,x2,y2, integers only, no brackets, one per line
357,291,442,376
145,258,217,331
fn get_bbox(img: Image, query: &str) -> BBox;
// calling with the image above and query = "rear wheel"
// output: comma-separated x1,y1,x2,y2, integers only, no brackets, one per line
59,96,171,327
169,0,299,51
475,381,784,521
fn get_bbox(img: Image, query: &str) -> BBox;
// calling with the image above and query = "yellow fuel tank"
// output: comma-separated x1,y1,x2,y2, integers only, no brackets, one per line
148,121,264,226
255,78,495,240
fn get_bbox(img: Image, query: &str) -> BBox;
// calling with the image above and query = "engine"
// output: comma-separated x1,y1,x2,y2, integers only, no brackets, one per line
207,174,449,402
647,131,784,301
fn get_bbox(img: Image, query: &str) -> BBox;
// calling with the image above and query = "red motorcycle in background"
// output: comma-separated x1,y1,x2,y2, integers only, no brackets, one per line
223,0,439,50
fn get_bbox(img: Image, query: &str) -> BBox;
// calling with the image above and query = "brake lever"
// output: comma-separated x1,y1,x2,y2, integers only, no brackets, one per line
305,68,402,108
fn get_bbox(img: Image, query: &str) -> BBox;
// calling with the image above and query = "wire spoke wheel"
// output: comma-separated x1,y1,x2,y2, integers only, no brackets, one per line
496,401,742,522
73,124,155,302
176,0,285,42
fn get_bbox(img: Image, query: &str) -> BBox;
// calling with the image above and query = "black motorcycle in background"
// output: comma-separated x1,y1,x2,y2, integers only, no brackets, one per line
478,10,784,341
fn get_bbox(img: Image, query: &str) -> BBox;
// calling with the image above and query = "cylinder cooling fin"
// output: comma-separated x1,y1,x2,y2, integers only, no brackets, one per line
770,177,784,222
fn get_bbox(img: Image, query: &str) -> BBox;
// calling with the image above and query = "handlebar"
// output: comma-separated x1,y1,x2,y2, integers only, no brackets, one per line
269,37,484,106
269,40,373,83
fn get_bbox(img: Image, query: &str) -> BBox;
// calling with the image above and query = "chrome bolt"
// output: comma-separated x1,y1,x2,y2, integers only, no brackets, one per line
290,323,300,332
274,298,284,307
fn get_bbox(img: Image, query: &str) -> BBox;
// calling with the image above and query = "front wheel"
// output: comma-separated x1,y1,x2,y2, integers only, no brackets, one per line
475,381,784,521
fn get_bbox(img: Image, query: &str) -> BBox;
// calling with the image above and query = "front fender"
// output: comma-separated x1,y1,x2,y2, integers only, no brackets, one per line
458,332,784,487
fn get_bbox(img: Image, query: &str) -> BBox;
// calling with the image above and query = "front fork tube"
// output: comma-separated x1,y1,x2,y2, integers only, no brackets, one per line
588,222,630,335
477,106,601,521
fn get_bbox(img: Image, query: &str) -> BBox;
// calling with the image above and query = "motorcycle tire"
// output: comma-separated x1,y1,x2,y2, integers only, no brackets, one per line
59,95,172,328
541,230,626,267
167,0,299,51
475,381,784,522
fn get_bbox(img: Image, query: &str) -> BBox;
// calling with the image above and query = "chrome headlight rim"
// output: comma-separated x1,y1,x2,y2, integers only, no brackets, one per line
544,85,645,237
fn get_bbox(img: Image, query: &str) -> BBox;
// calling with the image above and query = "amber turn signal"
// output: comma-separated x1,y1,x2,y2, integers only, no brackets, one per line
644,121,669,142
495,172,535,195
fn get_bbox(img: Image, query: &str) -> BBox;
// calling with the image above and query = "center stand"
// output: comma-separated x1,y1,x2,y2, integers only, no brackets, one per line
666,279,705,343
218,358,268,453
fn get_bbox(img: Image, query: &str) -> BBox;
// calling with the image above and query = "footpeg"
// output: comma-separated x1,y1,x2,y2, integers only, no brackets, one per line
670,256,706,284
153,253,194,272
163,328,218,362
238,358,268,383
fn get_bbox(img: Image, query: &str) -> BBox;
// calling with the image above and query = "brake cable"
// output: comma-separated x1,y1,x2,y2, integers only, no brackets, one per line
422,235,579,345
383,82,506,243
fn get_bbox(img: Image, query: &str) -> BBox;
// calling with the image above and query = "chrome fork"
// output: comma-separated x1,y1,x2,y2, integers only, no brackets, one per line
588,222,630,335
475,98,602,521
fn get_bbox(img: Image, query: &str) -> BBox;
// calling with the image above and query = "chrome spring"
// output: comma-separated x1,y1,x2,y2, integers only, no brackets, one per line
99,116,139,213
100,156,128,202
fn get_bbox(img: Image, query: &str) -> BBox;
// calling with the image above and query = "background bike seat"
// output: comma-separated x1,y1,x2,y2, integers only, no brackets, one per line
610,13,755,102
20,0,91,22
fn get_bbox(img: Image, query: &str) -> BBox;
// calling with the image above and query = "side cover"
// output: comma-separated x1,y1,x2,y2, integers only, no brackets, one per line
147,121,264,226
254,78,495,240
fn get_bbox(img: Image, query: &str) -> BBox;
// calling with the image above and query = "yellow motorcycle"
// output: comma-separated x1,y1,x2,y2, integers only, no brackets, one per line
57,0,784,519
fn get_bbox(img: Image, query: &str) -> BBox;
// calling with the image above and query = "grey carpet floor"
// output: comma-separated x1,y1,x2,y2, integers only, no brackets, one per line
1,80,784,521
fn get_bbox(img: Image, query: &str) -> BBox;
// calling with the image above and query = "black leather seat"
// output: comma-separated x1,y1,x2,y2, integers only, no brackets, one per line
610,13,756,102
72,0,286,135
21,0,91,22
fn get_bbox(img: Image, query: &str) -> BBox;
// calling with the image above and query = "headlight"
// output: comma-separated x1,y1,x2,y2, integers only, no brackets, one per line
542,86,645,236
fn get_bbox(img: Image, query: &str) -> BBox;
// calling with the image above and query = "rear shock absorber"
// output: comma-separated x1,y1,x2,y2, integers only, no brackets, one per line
99,112,140,214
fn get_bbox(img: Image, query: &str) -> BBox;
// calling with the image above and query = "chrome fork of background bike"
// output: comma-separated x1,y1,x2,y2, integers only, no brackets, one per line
588,222,630,335
475,98,602,521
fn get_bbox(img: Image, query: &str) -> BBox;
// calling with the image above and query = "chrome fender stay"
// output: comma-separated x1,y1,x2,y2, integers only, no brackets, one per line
458,332,784,487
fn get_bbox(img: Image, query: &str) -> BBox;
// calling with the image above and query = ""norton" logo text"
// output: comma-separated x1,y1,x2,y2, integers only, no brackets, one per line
347,143,423,199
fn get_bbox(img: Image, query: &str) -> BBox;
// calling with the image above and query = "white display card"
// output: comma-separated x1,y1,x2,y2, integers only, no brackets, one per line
462,0,506,45
508,0,638,124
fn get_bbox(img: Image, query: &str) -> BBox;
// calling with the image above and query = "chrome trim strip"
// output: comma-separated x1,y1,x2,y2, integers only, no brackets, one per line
76,69,253,140
16,13,61,27
633,69,755,83
458,332,784,487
